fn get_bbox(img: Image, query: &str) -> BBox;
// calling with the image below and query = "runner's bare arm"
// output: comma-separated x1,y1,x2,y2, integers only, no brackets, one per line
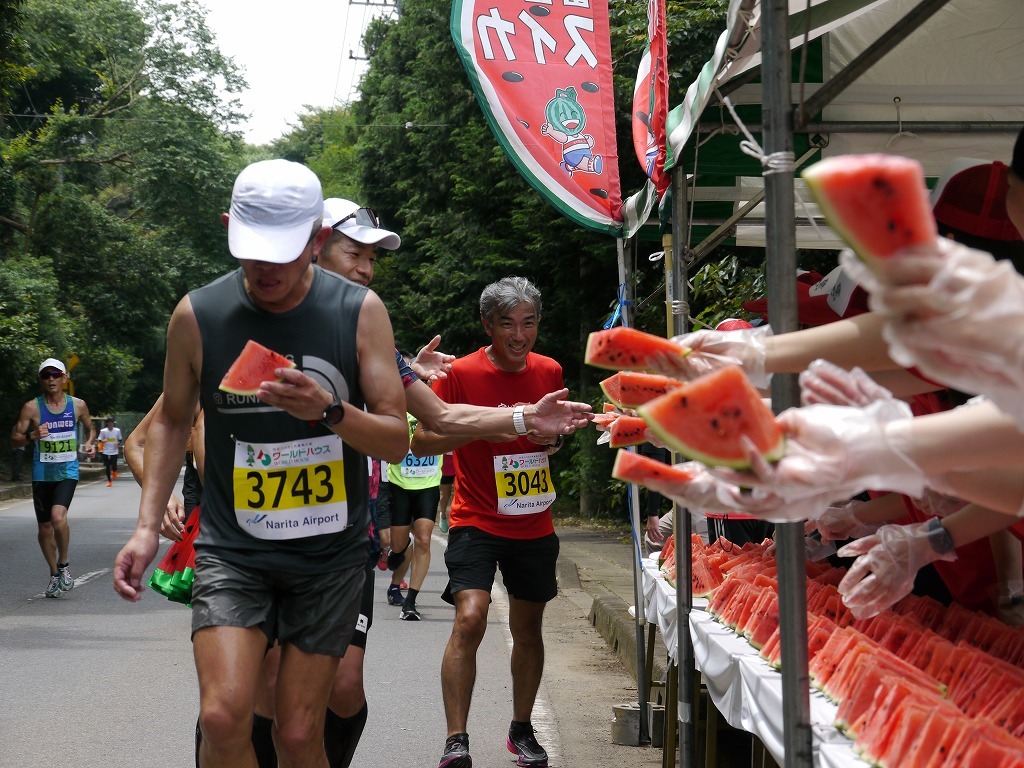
409,424,516,457
11,400,39,448
114,296,201,601
75,398,96,457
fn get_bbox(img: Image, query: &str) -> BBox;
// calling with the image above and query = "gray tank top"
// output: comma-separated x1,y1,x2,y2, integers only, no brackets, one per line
190,267,369,573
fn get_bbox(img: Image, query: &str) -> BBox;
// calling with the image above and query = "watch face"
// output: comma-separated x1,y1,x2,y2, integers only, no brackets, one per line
324,403,345,426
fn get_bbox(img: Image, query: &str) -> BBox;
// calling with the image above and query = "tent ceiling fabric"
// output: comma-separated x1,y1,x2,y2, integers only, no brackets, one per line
665,0,1024,251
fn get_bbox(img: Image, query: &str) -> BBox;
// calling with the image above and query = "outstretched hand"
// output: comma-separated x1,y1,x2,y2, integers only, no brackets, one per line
527,388,593,437
837,521,957,618
647,326,771,388
411,335,456,383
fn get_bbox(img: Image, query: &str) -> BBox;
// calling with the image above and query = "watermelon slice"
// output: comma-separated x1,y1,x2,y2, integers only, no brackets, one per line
219,340,296,395
801,153,937,275
600,371,683,408
584,327,689,371
638,365,784,469
607,415,653,448
611,450,696,487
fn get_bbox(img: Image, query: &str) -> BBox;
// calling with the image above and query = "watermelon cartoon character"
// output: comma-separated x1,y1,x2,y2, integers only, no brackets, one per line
541,87,603,177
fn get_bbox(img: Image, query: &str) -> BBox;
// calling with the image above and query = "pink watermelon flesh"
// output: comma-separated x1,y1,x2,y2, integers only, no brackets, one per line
219,340,296,395
585,327,689,371
611,449,696,486
638,365,784,469
801,153,936,273
607,415,651,448
600,371,683,408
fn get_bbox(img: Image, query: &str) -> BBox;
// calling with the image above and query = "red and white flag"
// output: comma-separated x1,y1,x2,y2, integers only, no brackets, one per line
632,0,670,199
451,0,623,235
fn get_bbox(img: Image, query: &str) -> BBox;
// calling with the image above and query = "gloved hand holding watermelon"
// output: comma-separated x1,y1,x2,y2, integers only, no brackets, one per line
837,520,957,619
861,239,1024,430
714,398,926,504
647,325,772,389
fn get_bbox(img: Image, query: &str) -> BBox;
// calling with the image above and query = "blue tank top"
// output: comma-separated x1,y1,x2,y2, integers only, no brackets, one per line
33,395,79,482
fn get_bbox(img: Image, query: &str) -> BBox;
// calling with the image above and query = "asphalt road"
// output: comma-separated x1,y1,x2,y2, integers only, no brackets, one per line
0,473,663,768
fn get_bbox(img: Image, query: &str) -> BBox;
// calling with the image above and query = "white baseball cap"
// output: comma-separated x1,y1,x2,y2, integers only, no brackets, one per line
228,160,325,264
39,358,66,375
323,198,401,251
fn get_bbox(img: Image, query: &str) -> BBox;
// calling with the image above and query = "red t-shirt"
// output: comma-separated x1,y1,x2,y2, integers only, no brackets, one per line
434,347,565,540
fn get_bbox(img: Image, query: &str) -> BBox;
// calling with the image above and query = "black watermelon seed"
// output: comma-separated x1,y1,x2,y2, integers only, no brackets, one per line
581,81,599,92
529,5,550,16
590,188,608,198
517,118,530,129
502,71,525,83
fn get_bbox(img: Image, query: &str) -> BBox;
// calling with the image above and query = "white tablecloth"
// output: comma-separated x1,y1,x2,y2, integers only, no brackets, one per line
641,555,867,768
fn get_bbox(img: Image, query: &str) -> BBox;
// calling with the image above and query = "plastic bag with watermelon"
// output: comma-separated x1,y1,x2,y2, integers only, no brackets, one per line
149,505,201,606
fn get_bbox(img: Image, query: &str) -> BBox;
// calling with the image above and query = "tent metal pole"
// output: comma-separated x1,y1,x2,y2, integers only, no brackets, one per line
699,121,1023,135
618,235,653,747
670,164,696,768
795,0,953,128
762,2,812,768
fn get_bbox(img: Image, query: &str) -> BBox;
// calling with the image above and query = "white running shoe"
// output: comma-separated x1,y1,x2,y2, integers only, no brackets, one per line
45,574,63,598
58,565,74,592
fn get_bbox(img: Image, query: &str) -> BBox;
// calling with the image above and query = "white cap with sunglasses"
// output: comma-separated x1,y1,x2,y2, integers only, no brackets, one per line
39,358,67,376
323,198,401,250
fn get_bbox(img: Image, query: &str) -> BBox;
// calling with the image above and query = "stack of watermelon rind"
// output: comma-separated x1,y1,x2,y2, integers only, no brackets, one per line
651,535,1024,767
148,506,200,606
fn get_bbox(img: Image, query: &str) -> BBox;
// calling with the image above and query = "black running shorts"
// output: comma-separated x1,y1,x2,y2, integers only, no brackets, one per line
389,484,440,527
32,479,78,524
442,526,559,604
191,554,364,657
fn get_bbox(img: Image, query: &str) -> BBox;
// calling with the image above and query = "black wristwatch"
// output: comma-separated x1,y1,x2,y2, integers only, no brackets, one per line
322,400,346,428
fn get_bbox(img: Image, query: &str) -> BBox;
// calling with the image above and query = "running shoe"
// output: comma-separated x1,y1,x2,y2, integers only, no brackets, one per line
507,722,548,767
387,584,404,606
58,565,74,592
45,574,63,598
106,480,112,487
400,580,408,589
399,605,421,621
438,733,471,768
440,515,449,533
112,470,118,480
377,549,388,571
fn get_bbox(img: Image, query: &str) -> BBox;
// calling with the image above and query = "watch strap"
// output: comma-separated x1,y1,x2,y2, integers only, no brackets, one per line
512,405,528,435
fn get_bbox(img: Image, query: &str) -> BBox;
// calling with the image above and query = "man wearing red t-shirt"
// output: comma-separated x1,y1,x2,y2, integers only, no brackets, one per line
413,277,565,768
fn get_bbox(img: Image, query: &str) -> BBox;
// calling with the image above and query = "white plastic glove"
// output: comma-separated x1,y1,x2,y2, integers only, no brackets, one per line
842,241,1024,429
808,500,880,542
648,325,772,388
714,399,926,501
837,520,957,619
911,487,968,518
633,460,784,518
799,359,898,409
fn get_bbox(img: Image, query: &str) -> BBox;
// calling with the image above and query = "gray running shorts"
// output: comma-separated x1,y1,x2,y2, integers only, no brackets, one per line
191,553,364,657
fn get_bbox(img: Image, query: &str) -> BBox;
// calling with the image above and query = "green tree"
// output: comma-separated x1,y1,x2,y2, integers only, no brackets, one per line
0,0,248,414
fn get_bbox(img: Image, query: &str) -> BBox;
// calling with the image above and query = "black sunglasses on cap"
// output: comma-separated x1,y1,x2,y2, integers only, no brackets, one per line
333,207,380,230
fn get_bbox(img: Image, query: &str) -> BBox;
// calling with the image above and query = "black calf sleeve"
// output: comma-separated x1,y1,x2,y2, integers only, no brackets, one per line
324,702,369,768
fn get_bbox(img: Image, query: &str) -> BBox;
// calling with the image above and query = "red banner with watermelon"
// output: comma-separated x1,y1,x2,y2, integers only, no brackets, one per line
631,0,670,200
451,0,623,236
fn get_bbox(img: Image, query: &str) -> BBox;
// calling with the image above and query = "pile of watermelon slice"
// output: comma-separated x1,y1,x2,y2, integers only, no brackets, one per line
672,537,1024,767
148,506,200,606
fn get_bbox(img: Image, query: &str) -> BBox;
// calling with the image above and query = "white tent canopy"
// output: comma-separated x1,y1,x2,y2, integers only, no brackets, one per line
665,0,1024,252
